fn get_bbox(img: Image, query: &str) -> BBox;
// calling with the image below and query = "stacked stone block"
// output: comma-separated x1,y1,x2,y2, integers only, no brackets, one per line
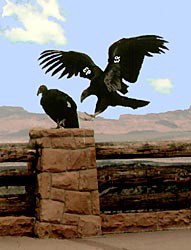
101,209,191,234
29,128,101,238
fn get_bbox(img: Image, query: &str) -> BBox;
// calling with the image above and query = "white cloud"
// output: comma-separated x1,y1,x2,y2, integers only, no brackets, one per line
147,78,174,94
0,0,67,45
37,0,65,21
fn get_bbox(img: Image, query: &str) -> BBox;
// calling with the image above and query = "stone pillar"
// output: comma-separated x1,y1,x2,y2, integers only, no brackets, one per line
29,128,101,239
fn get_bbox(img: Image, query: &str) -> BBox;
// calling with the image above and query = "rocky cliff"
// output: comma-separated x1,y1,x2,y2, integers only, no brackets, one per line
0,106,191,142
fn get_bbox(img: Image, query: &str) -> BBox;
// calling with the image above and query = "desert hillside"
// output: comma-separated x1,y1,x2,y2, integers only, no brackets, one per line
0,106,191,142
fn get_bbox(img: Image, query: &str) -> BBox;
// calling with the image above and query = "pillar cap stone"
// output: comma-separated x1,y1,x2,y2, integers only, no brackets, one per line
29,128,94,139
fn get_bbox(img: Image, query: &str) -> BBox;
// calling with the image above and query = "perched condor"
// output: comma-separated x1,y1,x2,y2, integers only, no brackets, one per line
37,85,79,128
38,35,168,118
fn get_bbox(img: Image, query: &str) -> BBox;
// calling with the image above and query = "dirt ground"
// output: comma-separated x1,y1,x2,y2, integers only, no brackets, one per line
0,229,191,250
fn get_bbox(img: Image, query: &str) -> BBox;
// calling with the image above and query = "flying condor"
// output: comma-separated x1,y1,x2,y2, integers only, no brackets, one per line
38,35,168,118
37,85,79,128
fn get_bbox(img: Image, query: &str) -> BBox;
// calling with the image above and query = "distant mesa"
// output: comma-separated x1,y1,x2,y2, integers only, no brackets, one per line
155,120,178,128
0,105,191,142
0,106,27,117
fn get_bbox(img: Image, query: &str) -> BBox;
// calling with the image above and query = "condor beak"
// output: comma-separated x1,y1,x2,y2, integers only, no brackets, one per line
37,89,40,96
80,89,89,103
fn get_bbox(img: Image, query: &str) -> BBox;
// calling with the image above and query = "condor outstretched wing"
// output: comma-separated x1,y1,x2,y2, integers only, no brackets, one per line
38,50,102,80
104,35,168,92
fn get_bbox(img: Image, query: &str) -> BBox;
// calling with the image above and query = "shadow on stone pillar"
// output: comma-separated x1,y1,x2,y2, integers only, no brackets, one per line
29,128,101,239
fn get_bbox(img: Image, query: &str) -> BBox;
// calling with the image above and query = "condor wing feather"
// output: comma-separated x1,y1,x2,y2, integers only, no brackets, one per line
39,50,101,80
104,35,168,92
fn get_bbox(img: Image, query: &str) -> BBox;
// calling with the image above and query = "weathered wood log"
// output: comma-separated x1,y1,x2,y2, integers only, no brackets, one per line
0,143,36,216
97,158,191,213
0,143,36,162
0,162,36,186
0,161,34,175
0,167,32,177
96,141,191,159
0,194,35,216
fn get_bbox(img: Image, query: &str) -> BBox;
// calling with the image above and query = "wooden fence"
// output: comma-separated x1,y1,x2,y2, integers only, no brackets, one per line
0,143,36,216
1,140,191,217
96,141,191,213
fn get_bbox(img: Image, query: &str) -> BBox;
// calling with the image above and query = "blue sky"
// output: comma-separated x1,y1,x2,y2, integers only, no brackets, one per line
0,0,190,118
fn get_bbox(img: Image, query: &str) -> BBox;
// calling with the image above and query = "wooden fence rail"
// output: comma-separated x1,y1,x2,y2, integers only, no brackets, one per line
96,140,191,213
0,143,36,162
0,143,37,216
96,141,191,159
